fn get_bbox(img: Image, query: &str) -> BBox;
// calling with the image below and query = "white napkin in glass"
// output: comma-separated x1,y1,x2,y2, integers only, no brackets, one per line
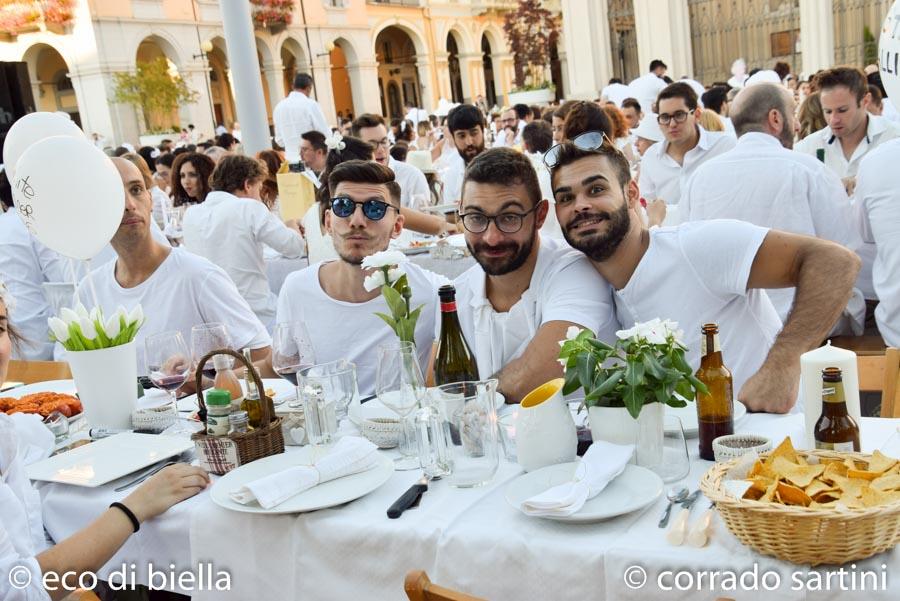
229,436,379,509
521,441,634,517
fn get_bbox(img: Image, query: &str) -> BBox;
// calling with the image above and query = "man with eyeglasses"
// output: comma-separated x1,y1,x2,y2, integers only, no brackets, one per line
547,134,861,414
638,82,735,223
273,160,444,394
452,148,618,403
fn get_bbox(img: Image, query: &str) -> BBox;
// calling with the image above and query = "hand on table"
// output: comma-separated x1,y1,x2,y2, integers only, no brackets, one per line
124,463,210,523
738,360,799,414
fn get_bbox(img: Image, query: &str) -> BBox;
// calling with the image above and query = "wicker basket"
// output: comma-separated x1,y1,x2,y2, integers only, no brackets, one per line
191,349,284,474
700,449,900,565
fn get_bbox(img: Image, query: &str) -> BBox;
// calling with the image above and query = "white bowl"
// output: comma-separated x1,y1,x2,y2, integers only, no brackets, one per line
712,434,771,463
360,417,401,449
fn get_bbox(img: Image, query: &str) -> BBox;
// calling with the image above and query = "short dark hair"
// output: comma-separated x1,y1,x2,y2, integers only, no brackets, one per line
868,84,883,105
327,160,396,201
386,180,401,204
351,113,386,136
301,131,327,153
156,152,175,169
390,143,408,162
773,61,791,81
113,146,129,157
867,70,887,97
609,77,623,85
657,82,699,111
137,146,156,170
216,132,236,149
562,100,613,140
814,67,869,103
522,121,553,154
0,168,12,210
548,143,632,190
513,103,530,120
553,100,579,121
701,86,729,114
649,59,667,72
621,98,642,113
530,105,543,119
462,147,541,207
447,104,485,133
210,154,266,194
293,73,314,90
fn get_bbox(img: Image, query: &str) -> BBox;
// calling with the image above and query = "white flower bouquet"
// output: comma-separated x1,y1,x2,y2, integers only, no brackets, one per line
48,303,144,352
361,250,423,345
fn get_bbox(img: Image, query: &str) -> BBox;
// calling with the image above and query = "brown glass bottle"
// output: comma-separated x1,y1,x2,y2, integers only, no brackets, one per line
434,285,479,385
695,323,734,461
814,367,860,452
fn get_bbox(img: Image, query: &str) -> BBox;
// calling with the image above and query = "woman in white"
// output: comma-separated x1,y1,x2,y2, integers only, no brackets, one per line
0,283,209,601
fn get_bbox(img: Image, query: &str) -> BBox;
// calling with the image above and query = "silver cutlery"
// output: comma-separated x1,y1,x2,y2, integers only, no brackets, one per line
658,485,689,528
666,489,702,545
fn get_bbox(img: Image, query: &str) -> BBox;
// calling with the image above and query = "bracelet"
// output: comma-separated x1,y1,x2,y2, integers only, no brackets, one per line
109,501,140,533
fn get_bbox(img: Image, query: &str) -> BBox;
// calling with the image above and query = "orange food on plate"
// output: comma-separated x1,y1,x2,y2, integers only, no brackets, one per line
2,392,82,418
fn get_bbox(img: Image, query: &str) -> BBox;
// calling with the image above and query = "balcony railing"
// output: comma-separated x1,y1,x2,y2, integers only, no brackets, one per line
367,0,423,7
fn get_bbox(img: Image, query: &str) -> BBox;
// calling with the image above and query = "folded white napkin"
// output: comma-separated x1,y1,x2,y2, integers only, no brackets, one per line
9,413,55,465
521,441,634,517
229,436,379,509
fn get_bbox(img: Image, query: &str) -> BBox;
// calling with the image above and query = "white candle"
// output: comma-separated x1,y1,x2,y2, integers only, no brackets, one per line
799,342,862,449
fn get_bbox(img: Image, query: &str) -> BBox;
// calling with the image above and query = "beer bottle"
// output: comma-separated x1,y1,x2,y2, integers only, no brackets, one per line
434,285,479,385
814,367,860,452
695,323,734,461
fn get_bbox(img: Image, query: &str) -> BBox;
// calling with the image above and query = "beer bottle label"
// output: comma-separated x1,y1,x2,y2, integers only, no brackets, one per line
815,440,855,452
700,334,721,356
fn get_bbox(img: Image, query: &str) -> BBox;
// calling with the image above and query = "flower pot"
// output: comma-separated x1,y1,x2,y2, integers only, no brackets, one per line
66,341,138,429
515,378,577,472
507,88,554,106
588,403,664,468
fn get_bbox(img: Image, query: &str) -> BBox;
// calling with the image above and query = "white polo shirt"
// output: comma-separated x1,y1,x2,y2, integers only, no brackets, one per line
794,114,900,179
388,156,429,209
453,237,618,379
614,220,782,399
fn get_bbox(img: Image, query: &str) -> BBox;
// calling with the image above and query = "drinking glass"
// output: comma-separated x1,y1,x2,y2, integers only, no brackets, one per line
299,359,357,442
272,321,316,408
191,322,231,379
145,330,192,434
375,341,426,470
652,415,691,483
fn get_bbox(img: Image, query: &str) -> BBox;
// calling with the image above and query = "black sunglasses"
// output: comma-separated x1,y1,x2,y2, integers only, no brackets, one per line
330,196,396,221
543,131,618,170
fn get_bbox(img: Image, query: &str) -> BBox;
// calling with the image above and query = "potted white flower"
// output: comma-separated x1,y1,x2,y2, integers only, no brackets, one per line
49,303,144,428
557,319,707,467
361,250,423,346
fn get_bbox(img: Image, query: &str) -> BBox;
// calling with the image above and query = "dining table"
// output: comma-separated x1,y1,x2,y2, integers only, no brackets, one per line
35,407,900,600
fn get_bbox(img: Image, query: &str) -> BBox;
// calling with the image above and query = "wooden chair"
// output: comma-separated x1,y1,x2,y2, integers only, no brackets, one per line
405,570,486,601
4,360,71,386
856,348,900,418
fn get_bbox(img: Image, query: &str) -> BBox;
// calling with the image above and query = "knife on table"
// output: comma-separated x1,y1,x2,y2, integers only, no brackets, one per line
387,475,430,519
666,489,702,546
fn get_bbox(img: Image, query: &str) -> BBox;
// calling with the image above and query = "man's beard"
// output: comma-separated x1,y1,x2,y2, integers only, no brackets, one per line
779,125,794,149
459,142,485,165
467,228,536,276
562,201,630,263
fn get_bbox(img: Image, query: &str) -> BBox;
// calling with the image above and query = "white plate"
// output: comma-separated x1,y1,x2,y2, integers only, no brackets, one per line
666,401,747,438
209,446,394,514
176,378,297,413
26,432,193,487
505,463,663,523
3,379,84,423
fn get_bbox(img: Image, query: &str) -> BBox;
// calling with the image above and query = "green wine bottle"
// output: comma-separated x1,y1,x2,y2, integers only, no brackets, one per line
434,285,479,385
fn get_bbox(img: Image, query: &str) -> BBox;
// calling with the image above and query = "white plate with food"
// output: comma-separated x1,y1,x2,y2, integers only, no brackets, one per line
26,432,193,487
505,462,663,523
209,445,394,514
666,401,747,438
1,379,84,422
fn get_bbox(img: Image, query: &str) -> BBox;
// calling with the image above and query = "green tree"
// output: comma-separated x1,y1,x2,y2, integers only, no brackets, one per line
863,26,877,67
112,57,199,133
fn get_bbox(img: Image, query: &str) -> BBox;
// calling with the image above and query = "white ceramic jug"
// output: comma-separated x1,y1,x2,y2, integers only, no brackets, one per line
515,378,577,472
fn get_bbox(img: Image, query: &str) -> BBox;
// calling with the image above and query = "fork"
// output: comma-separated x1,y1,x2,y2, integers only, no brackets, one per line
113,450,191,492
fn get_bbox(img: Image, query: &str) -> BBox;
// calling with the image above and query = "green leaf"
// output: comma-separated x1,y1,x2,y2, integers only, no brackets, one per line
670,348,692,374
675,378,695,401
381,285,407,321
654,386,669,405
562,365,581,396
586,369,624,401
586,338,613,352
374,312,400,337
687,373,709,395
576,353,597,391
624,360,645,389
622,384,644,419
642,350,665,380
667,397,688,408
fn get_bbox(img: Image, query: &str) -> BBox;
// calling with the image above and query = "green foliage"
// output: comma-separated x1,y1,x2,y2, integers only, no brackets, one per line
864,26,878,67
112,57,198,131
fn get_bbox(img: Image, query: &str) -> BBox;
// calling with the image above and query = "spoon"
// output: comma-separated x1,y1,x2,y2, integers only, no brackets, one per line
658,485,689,528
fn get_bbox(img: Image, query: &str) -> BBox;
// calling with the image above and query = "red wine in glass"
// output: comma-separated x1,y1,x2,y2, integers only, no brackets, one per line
275,366,301,386
151,371,188,392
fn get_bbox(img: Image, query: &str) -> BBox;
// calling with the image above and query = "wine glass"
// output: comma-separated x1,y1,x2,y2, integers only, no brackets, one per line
299,360,356,447
145,331,192,434
272,321,316,408
191,322,231,380
375,341,426,470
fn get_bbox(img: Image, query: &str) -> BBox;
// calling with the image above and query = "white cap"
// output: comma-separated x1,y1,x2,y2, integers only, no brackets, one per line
745,70,783,87
406,150,435,173
632,115,664,143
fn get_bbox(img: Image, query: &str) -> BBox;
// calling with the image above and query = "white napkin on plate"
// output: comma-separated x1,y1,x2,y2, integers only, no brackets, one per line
521,441,634,517
229,436,380,509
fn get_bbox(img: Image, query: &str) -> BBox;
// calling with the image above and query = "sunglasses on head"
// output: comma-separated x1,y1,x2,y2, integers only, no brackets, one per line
543,131,620,170
329,196,396,221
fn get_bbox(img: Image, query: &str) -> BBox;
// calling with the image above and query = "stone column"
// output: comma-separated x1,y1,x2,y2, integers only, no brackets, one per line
262,59,286,107
67,67,120,144
633,0,694,78
415,57,436,112
347,61,383,116
311,56,337,127
459,51,483,103
433,51,453,103
181,64,216,136
799,0,835,76
561,0,613,99
493,51,515,104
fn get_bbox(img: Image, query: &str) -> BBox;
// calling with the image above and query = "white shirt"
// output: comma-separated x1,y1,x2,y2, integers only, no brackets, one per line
182,191,305,328
601,83,633,107
614,221,782,399
493,121,525,148
722,116,737,138
75,248,271,373
151,186,169,229
628,72,668,114
525,151,564,240
638,126,736,210
440,153,467,205
273,91,330,162
388,156,430,209
855,138,900,346
0,210,68,359
681,132,862,323
453,237,619,379
276,261,446,395
794,114,900,178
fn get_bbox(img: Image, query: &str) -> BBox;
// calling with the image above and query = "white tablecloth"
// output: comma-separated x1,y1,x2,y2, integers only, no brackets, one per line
38,415,900,599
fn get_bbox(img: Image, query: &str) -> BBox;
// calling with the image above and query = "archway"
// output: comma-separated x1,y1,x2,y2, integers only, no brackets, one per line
447,33,464,104
135,37,185,131
330,41,354,120
207,39,236,130
22,44,80,125
481,34,497,109
375,26,420,116
281,37,309,97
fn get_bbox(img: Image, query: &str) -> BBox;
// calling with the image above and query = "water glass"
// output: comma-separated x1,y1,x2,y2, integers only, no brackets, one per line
427,380,500,488
498,410,517,462
651,415,692,483
376,342,426,471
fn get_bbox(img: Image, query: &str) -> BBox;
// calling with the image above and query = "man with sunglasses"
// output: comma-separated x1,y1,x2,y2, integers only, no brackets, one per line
638,82,735,222
453,148,618,404
547,134,861,414
274,160,444,394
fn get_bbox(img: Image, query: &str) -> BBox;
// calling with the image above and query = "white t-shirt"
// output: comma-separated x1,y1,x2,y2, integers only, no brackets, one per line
74,248,271,373
388,156,430,209
453,237,619,379
855,138,900,347
614,221,782,398
276,261,447,395
182,191,305,329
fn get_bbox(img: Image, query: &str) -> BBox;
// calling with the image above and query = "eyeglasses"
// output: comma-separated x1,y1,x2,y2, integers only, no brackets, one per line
657,111,690,125
459,204,540,234
369,138,390,148
543,131,618,170
330,196,396,221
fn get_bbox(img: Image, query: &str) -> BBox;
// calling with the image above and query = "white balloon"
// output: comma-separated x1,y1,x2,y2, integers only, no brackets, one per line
880,1,900,102
3,112,84,182
10,136,124,260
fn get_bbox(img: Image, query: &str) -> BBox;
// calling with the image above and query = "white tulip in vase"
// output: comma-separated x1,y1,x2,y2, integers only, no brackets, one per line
49,303,144,429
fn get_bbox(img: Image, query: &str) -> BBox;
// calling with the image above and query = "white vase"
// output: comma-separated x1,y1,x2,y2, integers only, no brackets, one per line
515,378,577,472
588,403,664,468
507,88,555,106
66,341,138,429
